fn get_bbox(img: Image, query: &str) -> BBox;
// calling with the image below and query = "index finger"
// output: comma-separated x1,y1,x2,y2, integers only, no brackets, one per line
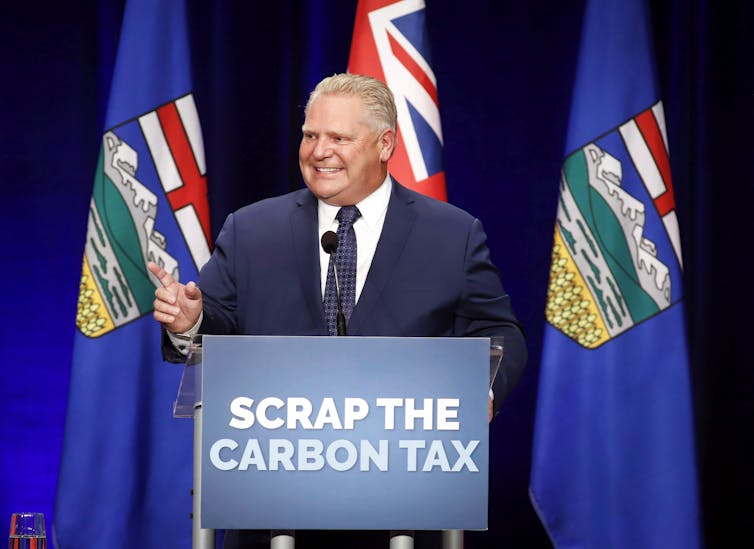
147,261,176,288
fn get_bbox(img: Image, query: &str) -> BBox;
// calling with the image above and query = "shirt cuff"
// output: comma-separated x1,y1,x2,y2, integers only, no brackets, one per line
166,312,203,356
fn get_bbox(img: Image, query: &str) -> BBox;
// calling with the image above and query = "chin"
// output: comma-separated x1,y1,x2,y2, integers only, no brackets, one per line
309,181,345,199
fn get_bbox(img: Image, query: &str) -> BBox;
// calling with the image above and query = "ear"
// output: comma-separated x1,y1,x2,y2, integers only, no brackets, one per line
378,128,396,162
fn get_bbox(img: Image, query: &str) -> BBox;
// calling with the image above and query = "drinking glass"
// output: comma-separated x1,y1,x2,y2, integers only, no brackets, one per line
8,512,46,549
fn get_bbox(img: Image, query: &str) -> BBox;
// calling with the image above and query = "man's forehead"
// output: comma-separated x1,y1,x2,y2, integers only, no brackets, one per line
302,95,370,131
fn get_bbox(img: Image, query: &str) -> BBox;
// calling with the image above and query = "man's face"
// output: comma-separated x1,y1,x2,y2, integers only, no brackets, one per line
299,94,394,206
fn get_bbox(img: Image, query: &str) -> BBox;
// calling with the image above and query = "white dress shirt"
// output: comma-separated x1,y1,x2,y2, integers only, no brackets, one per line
316,175,392,302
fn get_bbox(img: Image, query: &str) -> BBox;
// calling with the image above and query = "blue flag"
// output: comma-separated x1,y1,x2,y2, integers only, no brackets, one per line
529,1,700,547
54,1,211,547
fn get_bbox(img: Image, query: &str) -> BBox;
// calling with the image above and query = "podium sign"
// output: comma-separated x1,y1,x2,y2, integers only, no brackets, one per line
200,335,489,530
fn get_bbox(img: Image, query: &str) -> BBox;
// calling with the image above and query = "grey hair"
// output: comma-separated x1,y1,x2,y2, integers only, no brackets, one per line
305,73,397,133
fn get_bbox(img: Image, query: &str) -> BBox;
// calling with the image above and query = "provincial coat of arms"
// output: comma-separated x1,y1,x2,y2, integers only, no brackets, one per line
77,94,210,338
546,101,683,348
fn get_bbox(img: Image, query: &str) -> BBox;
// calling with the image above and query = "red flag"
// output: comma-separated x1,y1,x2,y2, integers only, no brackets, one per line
348,0,446,201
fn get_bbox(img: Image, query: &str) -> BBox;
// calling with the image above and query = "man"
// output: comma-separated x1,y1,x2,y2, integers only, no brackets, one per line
149,73,526,547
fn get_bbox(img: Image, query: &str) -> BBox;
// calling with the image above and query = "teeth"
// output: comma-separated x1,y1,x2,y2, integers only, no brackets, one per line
317,167,339,172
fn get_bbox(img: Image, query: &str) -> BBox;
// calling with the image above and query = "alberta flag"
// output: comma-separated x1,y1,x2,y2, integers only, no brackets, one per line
349,0,446,201
530,0,701,547
54,1,210,547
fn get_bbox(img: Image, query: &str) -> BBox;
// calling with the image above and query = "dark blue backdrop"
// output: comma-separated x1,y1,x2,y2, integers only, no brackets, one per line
1,1,752,547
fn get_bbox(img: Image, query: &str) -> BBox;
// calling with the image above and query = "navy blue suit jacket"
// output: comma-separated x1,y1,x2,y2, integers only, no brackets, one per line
174,182,526,408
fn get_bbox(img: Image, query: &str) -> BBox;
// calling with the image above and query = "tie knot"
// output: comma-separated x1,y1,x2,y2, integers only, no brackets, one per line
336,205,361,227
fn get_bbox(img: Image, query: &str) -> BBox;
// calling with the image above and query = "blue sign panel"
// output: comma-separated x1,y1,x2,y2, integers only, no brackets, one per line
200,335,489,530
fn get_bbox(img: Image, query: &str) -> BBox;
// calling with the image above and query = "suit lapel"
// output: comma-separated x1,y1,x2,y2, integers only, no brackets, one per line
348,183,416,334
290,190,328,334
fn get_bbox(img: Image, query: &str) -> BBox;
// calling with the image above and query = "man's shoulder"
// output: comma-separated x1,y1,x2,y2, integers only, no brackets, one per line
394,182,476,224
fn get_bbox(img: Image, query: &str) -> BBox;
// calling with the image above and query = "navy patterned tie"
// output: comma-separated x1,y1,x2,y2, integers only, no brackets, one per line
324,206,361,336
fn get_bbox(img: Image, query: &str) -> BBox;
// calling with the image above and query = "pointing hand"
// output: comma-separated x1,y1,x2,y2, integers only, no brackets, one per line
147,262,203,334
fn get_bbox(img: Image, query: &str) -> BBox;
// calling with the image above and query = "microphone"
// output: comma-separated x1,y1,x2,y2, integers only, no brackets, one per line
321,230,338,254
321,231,347,336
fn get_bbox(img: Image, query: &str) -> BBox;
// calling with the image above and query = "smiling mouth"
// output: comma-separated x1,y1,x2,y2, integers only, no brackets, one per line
315,167,341,173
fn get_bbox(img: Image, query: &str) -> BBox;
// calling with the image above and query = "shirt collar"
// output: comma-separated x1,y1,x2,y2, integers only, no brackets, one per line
317,175,392,230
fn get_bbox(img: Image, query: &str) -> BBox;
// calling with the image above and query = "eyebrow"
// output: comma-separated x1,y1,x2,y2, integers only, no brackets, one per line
301,127,355,139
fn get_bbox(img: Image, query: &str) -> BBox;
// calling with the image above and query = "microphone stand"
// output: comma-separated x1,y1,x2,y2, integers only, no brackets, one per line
321,231,347,336
332,266,347,336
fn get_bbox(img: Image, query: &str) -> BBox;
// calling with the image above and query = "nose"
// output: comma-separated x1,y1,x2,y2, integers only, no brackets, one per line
311,137,332,159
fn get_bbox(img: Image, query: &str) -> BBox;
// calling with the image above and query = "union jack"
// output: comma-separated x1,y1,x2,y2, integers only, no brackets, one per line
349,0,446,201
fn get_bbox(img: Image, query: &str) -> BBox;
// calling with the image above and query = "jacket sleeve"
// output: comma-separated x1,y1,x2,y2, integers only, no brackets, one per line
197,212,240,335
455,218,527,412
